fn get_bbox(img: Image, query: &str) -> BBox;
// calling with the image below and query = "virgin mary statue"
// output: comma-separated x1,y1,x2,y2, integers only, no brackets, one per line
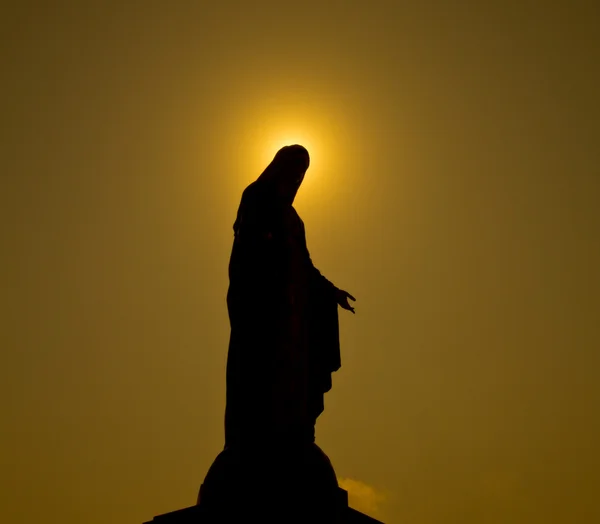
224,144,356,451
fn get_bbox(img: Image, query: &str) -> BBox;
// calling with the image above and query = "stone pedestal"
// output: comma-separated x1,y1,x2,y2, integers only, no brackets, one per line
142,443,384,523
198,443,340,522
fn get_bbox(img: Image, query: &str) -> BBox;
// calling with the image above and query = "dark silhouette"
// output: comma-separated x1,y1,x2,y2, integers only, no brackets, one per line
225,144,355,450
143,146,383,522
196,145,360,521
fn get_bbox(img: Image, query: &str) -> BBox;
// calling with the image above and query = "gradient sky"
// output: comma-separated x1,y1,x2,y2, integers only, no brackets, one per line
1,2,599,523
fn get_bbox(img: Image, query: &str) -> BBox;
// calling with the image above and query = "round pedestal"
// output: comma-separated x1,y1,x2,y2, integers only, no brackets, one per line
198,443,340,522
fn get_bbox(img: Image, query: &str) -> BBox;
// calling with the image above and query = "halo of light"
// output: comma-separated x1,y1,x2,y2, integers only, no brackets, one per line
216,82,356,210
260,130,322,192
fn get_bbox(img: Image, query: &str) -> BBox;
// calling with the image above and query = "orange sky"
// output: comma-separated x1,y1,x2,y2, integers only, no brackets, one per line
1,2,599,523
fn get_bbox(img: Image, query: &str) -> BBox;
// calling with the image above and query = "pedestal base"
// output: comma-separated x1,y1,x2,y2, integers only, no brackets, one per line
142,443,384,523
198,442,340,521
143,487,383,523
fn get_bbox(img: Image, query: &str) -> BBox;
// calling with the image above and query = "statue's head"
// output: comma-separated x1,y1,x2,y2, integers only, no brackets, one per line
258,144,310,205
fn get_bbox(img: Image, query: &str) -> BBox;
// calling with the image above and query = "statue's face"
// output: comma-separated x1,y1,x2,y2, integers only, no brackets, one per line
276,159,307,204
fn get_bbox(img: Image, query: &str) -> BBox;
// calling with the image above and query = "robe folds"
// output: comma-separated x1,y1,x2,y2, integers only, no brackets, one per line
224,181,340,449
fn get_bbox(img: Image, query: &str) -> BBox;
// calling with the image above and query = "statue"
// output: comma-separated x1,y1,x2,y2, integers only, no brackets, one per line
199,145,356,522
141,145,385,523
225,144,355,449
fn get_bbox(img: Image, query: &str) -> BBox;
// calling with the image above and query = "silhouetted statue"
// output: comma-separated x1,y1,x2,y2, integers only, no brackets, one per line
197,145,357,522
142,145,384,522
224,145,356,450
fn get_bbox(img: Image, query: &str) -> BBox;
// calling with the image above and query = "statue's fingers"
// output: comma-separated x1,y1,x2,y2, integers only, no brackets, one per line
348,293,356,301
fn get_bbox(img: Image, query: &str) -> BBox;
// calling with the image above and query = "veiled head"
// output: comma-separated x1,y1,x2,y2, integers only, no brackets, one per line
258,145,310,205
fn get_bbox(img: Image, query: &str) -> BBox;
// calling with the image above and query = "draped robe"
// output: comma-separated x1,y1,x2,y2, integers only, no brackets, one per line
224,182,341,449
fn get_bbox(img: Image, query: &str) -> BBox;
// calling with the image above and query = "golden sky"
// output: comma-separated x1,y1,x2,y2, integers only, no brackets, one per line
1,2,599,523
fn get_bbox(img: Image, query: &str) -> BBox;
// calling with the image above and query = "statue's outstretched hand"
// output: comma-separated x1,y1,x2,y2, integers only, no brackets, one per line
335,288,356,314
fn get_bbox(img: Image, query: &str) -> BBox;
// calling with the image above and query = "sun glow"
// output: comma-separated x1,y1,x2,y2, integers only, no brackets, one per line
219,86,355,209
263,132,316,176
261,134,318,167
255,125,331,199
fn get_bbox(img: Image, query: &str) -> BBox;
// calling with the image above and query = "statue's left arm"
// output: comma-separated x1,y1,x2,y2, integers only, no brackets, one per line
296,214,338,299
296,211,356,314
